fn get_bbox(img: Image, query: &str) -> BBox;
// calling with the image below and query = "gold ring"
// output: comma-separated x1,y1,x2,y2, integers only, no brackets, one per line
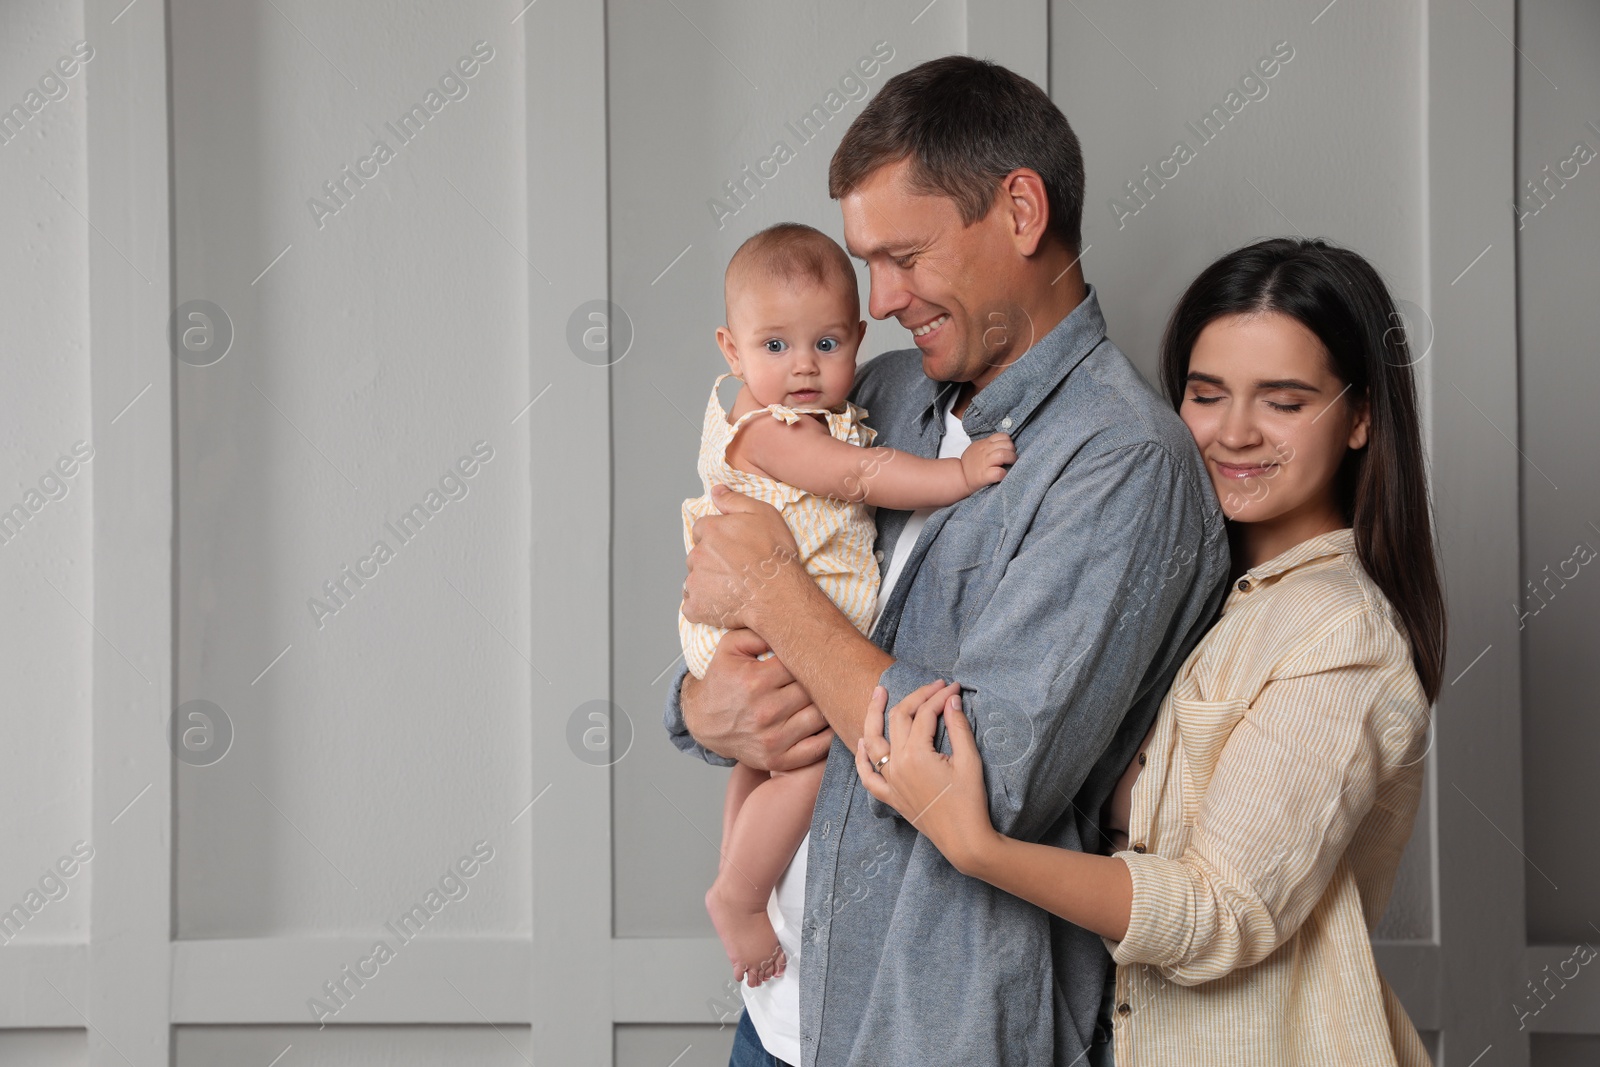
874,753,890,770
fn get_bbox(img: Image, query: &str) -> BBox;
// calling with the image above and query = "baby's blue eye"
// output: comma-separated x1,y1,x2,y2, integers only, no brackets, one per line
764,339,787,353
817,337,838,352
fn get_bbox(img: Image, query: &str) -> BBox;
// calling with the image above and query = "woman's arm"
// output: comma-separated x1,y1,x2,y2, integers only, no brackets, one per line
1109,615,1428,983
855,612,1429,982
853,682,1135,942
737,412,1015,509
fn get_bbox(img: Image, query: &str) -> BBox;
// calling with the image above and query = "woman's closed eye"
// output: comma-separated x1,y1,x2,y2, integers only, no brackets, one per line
1189,391,1305,414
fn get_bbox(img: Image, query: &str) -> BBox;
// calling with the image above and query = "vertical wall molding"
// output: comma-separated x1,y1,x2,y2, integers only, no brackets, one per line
1426,0,1528,1063
84,0,175,1063
526,0,615,1061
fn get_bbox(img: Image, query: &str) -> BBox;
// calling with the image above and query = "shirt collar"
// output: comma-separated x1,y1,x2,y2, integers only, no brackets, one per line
1242,526,1357,585
918,285,1110,437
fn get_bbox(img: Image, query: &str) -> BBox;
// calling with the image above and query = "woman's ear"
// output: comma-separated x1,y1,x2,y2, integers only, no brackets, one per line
1348,392,1371,450
715,326,742,378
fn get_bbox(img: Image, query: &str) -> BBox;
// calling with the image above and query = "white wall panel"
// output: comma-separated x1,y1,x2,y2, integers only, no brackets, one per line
0,0,93,953
170,0,532,940
1516,0,1600,951
175,1025,531,1065
0,1029,86,1066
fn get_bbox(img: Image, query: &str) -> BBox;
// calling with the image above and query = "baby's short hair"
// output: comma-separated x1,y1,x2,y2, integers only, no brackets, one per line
725,222,860,317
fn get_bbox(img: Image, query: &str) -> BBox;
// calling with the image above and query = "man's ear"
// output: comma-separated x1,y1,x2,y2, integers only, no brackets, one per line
1002,168,1050,257
715,326,742,378
1348,392,1371,450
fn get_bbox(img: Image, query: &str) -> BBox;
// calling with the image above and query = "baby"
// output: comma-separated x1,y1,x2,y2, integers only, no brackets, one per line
679,221,1016,987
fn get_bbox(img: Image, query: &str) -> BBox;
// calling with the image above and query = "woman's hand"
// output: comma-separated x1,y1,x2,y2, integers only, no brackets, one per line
853,680,1000,876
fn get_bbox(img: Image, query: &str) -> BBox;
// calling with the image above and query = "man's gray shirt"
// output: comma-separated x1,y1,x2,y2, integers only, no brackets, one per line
664,287,1229,1066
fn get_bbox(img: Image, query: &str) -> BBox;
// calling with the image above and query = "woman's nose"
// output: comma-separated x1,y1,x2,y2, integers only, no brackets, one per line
1218,406,1261,450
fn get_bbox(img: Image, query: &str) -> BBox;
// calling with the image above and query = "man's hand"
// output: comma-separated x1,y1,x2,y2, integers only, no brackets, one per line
960,431,1016,492
683,628,834,771
683,484,805,632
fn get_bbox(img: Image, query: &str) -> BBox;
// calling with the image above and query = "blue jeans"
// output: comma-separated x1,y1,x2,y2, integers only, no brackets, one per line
729,1008,793,1067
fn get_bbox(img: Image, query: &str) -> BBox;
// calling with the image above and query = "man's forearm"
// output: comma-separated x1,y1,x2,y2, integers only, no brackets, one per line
752,573,892,753
667,666,737,767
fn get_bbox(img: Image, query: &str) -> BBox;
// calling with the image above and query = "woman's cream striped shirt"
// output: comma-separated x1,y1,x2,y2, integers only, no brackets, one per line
1106,526,1433,1066
678,372,881,679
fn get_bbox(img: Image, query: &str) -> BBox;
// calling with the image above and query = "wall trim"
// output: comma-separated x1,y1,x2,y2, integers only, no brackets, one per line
84,0,175,1060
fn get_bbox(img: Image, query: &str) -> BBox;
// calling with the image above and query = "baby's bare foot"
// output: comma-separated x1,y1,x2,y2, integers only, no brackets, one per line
705,883,787,987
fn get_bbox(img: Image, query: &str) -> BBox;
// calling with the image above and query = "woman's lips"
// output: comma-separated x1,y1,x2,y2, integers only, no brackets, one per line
1214,461,1278,479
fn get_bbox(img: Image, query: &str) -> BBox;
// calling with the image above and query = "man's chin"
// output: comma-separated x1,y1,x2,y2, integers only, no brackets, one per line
918,349,962,381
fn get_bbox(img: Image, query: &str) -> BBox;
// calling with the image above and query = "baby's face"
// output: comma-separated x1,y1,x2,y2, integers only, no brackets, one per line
720,279,865,410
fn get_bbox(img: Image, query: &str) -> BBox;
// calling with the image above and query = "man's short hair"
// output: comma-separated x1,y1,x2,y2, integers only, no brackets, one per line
725,222,860,314
828,55,1086,252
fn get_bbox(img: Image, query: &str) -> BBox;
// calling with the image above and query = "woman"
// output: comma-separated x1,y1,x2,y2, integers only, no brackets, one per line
854,237,1446,1066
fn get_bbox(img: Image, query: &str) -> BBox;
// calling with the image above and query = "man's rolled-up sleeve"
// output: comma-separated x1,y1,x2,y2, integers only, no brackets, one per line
662,659,738,768
870,440,1219,843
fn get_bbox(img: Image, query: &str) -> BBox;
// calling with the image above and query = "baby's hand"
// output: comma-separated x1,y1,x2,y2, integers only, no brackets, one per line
960,431,1016,491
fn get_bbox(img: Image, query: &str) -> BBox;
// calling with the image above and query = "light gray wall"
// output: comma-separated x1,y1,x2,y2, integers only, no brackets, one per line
171,0,533,940
1516,0,1600,951
0,0,93,960
175,1025,532,1064
1533,1036,1600,1067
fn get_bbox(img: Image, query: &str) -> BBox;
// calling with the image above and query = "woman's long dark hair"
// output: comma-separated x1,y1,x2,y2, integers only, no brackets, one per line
1159,237,1447,702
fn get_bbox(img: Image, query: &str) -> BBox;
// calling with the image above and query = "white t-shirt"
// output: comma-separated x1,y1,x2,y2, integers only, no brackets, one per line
742,395,972,1063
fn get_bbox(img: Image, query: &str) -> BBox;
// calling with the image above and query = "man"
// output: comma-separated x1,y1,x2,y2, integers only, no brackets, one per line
668,55,1228,1067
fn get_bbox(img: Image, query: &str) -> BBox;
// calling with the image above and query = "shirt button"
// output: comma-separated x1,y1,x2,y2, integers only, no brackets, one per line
874,550,885,561
1137,752,1146,766
1117,1003,1131,1016
1237,577,1251,592
1000,416,1013,429
1132,842,1147,853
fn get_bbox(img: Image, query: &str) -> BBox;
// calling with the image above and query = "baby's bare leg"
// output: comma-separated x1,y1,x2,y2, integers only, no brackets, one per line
718,762,767,880
706,759,826,988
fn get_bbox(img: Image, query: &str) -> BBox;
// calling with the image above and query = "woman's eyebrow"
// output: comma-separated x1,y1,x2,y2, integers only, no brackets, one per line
1186,371,1322,392
1254,378,1322,392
